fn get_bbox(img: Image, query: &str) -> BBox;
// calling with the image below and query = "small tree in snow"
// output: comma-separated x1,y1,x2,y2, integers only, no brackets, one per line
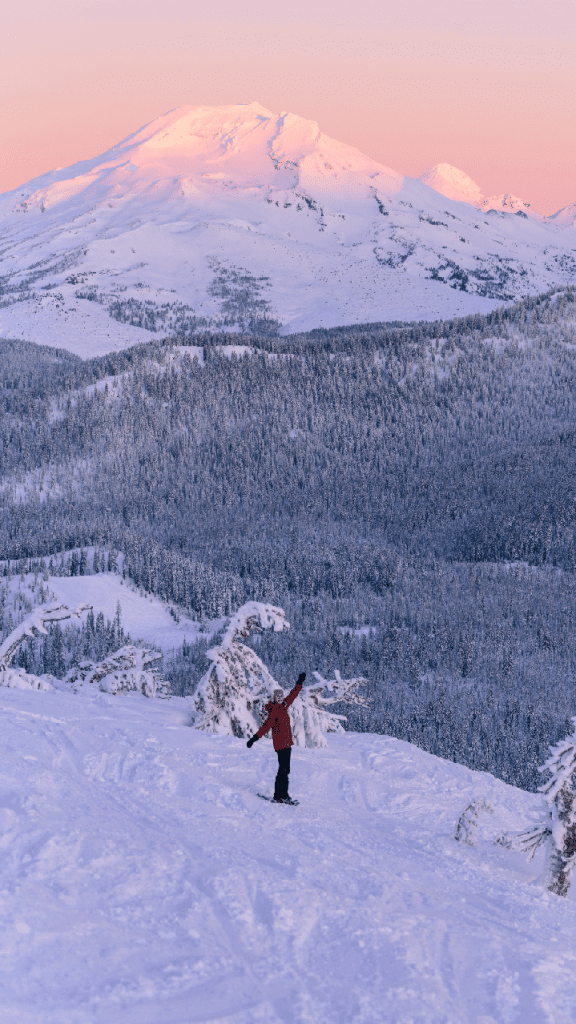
291,670,371,748
496,717,576,896
191,602,289,737
538,720,576,896
0,602,91,691
191,603,371,747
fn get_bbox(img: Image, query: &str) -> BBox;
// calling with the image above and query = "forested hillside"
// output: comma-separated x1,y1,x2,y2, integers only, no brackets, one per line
2,286,576,789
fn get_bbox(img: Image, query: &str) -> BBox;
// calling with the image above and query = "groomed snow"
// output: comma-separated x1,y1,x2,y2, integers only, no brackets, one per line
0,685,573,1023
46,574,218,653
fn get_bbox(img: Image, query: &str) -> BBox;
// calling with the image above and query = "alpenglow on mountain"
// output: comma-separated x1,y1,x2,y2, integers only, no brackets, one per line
1,103,575,356
419,163,542,219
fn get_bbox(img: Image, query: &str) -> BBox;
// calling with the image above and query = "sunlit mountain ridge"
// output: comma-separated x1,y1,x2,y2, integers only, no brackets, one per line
1,104,574,356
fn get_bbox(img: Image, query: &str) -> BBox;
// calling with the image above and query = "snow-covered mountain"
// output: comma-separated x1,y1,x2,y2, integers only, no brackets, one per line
421,163,543,221
1,104,575,357
418,163,484,206
549,201,576,229
0,682,572,1022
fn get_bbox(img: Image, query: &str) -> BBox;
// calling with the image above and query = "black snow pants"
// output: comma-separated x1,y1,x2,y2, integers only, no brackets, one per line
274,747,292,800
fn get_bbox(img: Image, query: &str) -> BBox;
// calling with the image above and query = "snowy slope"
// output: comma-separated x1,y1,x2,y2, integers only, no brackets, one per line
418,164,484,206
47,573,216,653
1,104,575,357
419,163,543,221
0,685,573,1023
1,570,218,654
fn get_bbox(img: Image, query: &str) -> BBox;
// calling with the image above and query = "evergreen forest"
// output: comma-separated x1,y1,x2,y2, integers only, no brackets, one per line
2,286,576,790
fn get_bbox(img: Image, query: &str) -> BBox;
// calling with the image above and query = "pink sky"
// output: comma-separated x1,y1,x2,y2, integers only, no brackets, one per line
1,0,574,215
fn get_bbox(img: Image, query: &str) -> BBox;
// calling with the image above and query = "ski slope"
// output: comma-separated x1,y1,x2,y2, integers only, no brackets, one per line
0,684,573,1024
0,570,218,655
1,104,575,357
47,573,217,654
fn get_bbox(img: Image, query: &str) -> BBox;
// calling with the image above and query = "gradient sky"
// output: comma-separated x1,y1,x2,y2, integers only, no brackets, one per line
1,0,574,214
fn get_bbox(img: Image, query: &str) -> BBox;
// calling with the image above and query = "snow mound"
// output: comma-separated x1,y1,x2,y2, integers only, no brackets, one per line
0,666,54,691
65,645,169,697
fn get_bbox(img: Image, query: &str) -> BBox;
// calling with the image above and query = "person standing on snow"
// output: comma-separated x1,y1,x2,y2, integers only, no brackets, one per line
246,672,306,803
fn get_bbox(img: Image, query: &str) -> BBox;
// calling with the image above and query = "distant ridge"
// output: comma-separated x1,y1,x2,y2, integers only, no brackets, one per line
418,163,542,221
418,164,484,206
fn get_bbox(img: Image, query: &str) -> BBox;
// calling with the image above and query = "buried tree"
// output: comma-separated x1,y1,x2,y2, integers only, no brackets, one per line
190,601,370,747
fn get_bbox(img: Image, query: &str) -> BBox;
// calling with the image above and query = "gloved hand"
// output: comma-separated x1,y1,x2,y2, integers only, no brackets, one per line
247,735,258,748
297,672,306,685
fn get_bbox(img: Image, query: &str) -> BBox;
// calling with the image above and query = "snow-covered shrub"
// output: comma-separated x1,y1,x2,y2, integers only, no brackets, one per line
291,670,371,749
455,800,494,846
191,602,289,737
191,603,371,747
0,666,54,691
65,645,170,697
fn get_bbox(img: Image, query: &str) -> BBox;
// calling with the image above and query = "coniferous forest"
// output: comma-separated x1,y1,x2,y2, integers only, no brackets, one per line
2,286,576,790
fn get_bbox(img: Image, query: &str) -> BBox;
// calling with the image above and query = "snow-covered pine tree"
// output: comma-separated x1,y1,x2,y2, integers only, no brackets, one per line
496,718,576,896
191,603,371,747
538,719,576,896
291,670,371,748
0,602,91,690
191,601,289,737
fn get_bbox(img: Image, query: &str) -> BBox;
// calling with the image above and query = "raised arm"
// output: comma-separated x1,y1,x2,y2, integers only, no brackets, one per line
284,672,306,709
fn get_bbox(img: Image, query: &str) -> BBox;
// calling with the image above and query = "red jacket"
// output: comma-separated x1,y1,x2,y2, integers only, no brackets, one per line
255,683,302,750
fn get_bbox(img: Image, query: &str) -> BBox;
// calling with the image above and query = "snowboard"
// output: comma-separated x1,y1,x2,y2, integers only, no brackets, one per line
257,794,299,806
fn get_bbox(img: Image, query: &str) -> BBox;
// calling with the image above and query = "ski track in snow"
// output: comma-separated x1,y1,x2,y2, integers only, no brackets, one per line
0,687,573,1023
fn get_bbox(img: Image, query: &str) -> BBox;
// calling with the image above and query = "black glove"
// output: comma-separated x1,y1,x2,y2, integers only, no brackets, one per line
247,735,258,748
297,672,306,685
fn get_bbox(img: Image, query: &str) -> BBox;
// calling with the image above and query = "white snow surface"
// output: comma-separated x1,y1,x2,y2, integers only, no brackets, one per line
0,686,574,1023
1,105,576,357
46,574,219,653
419,165,545,221
418,164,484,207
2,571,218,654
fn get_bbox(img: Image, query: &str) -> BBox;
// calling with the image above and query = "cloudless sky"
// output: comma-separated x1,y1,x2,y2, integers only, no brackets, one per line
1,0,574,213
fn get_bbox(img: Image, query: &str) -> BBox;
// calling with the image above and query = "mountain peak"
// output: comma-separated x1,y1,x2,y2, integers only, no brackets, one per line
418,164,484,206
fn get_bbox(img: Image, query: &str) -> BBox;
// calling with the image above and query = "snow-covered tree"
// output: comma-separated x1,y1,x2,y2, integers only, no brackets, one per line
191,603,371,747
538,720,576,896
65,645,170,697
291,670,371,748
0,602,91,691
191,602,289,737
496,717,576,896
